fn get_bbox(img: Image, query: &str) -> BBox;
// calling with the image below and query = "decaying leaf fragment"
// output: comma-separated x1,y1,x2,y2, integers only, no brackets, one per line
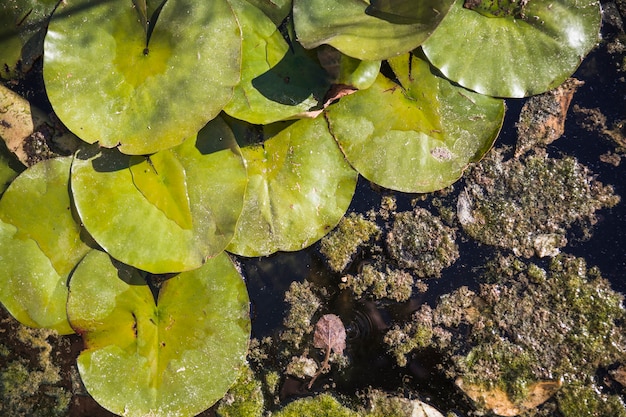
308,314,346,388
515,78,584,157
313,313,347,355
0,84,79,166
456,378,562,416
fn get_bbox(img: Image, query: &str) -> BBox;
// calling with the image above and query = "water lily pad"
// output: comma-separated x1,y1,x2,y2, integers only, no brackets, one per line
71,117,247,273
421,0,601,97
325,54,504,193
293,0,454,60
226,117,358,257
224,0,330,124
67,249,250,417
245,0,292,26
43,0,241,154
0,157,90,334
0,0,57,79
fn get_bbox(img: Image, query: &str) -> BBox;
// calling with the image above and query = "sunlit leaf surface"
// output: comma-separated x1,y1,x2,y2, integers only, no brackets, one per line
71,118,247,273
293,0,454,60
227,117,358,257
43,0,241,154
67,250,250,417
422,0,601,97
0,157,89,334
325,54,504,193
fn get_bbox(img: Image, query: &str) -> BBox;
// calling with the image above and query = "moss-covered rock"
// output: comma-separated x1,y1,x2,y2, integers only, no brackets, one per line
273,393,360,417
320,213,380,273
386,208,459,278
459,148,619,257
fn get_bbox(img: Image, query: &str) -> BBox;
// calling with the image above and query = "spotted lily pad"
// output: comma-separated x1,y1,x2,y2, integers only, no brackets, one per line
43,0,241,154
293,0,454,60
71,118,247,273
67,249,250,417
0,157,90,334
223,0,330,124
226,117,358,257
325,53,504,193
421,0,601,97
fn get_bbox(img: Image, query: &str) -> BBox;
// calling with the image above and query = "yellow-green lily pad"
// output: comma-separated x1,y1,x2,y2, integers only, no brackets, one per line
227,117,358,257
422,0,601,97
67,249,250,417
0,157,90,334
224,0,330,124
70,118,247,273
43,0,242,154
325,53,505,193
293,0,455,60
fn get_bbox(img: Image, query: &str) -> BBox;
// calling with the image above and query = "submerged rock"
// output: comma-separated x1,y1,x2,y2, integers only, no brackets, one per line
385,254,626,415
458,148,619,257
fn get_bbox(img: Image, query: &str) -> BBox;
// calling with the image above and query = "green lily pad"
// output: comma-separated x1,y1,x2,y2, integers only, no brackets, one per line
43,0,241,154
421,0,601,97
292,0,454,60
226,117,358,257
67,249,250,417
325,53,505,193
224,0,330,124
0,157,90,334
245,0,292,25
71,117,247,273
0,0,57,79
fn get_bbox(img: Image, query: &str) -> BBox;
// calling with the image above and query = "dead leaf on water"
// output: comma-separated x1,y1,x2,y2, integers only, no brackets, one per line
313,313,347,355
456,377,562,416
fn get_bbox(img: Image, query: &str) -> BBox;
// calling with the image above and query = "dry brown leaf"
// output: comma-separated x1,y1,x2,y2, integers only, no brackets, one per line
515,78,584,157
456,377,562,416
313,313,346,355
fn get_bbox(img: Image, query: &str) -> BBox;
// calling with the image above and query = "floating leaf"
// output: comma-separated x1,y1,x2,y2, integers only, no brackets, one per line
421,0,601,97
0,157,90,334
293,0,454,60
67,249,250,417
44,0,241,154
313,314,346,355
224,0,330,124
456,378,562,416
245,0,292,25
325,53,504,193
71,118,247,273
226,117,358,257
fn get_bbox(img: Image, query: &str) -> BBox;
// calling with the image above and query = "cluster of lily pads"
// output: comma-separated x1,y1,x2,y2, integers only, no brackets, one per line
0,0,601,415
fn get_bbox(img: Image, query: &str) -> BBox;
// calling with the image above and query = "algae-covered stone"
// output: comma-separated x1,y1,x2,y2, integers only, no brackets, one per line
385,254,626,415
273,393,360,417
320,213,380,273
386,208,459,278
342,263,414,302
281,281,322,349
364,389,445,417
217,364,264,417
557,381,626,417
0,309,71,417
459,148,619,257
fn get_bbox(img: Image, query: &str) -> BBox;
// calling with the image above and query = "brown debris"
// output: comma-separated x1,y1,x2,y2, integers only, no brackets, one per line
515,78,584,157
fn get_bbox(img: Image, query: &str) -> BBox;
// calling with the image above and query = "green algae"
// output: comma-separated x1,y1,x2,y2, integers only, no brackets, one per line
385,254,626,414
459,148,619,257
0,309,71,417
319,213,380,273
273,393,360,417
281,280,323,350
386,208,459,278
217,364,265,417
